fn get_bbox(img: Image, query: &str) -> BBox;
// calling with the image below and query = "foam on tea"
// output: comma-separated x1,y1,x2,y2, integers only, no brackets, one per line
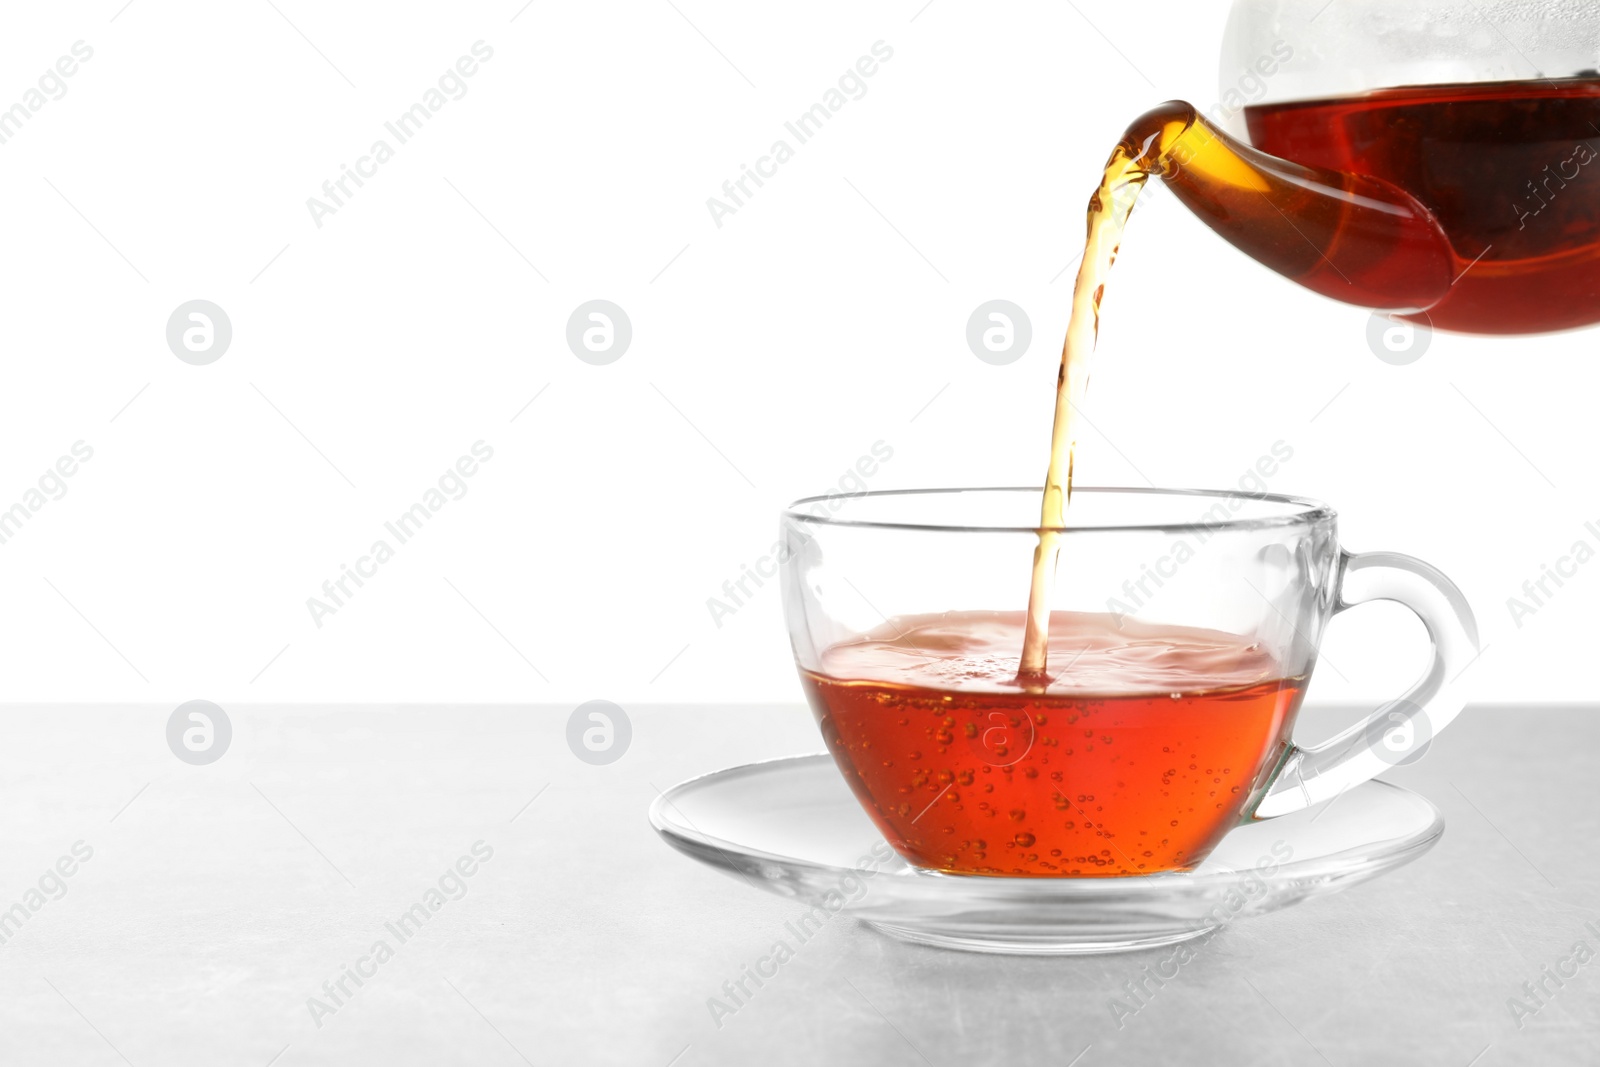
803,611,1304,877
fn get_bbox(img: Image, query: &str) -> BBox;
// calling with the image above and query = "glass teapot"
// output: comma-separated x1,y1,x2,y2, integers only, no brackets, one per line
1123,0,1600,334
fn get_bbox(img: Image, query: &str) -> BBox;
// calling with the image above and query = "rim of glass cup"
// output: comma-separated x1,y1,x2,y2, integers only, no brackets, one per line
781,486,1336,535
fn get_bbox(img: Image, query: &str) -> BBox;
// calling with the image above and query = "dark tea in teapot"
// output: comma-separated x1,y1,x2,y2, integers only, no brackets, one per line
1247,77,1600,334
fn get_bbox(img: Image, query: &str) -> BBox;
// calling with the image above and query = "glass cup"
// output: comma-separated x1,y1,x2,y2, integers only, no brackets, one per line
779,487,1478,878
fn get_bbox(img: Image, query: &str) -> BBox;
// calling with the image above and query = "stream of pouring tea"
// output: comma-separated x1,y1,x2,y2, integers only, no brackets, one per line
1018,96,1447,675
1018,136,1160,679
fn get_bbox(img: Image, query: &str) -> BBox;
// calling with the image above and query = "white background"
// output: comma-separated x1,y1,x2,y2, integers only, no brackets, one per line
0,0,1592,707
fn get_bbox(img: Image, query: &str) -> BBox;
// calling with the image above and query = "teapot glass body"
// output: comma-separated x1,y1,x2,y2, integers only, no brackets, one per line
1193,0,1600,334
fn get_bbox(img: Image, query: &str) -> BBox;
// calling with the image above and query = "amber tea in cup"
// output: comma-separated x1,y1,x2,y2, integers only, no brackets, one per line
780,487,1477,879
803,611,1303,876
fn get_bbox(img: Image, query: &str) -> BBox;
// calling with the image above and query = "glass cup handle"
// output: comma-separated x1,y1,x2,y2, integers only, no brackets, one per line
1253,549,1479,819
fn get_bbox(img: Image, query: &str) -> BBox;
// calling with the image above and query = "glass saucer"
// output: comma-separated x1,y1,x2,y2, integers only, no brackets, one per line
649,753,1443,955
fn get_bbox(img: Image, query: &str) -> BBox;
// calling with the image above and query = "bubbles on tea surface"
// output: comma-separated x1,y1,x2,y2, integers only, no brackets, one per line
1014,832,1037,848
816,611,1282,695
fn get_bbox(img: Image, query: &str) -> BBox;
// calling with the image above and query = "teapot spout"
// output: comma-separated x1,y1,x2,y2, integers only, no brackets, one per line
1124,101,1455,315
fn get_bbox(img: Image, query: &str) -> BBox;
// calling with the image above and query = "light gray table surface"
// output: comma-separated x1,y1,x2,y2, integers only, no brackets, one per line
0,703,1594,1066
